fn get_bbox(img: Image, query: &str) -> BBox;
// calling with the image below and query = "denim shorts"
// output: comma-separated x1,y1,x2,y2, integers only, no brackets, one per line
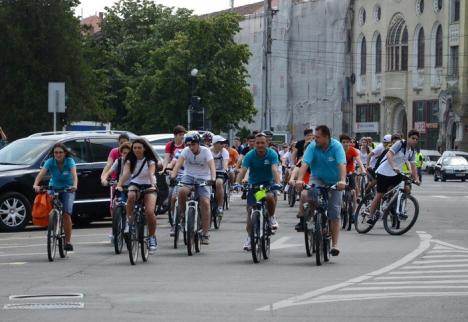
306,178,343,221
180,175,211,199
49,191,75,215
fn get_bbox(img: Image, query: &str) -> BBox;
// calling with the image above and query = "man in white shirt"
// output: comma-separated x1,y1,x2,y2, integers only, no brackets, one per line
211,135,229,216
367,130,420,223
171,132,216,244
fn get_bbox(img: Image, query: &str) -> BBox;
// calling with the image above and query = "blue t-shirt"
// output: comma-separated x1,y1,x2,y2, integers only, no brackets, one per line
242,148,279,184
302,138,346,185
43,157,76,189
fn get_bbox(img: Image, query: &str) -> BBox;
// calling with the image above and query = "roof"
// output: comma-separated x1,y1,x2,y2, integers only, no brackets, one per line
80,15,102,35
202,0,278,17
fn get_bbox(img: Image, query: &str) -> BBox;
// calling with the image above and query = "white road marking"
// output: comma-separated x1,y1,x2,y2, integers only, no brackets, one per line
0,233,107,242
270,237,302,250
390,269,468,275
376,275,468,280
431,195,450,199
0,241,109,250
0,252,46,257
423,255,468,258
0,262,27,266
257,232,468,311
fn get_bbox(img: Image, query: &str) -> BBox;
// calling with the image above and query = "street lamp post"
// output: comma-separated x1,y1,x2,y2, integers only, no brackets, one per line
188,68,199,131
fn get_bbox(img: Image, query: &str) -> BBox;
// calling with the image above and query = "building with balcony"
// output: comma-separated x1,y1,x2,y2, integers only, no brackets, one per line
352,0,467,151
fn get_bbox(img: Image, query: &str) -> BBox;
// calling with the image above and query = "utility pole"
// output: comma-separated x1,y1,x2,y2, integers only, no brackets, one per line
262,0,272,130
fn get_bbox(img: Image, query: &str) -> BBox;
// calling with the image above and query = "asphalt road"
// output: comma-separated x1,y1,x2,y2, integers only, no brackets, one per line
0,174,467,322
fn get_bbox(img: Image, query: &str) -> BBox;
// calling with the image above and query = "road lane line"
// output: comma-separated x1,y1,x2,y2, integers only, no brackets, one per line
423,255,468,258
0,262,27,266
427,250,468,254
403,264,468,269
361,280,468,285
270,237,302,250
341,285,468,291
0,241,109,249
376,275,468,280
389,269,468,275
256,231,432,311
0,252,45,257
432,239,468,251
413,259,468,264
301,292,468,304
0,233,108,242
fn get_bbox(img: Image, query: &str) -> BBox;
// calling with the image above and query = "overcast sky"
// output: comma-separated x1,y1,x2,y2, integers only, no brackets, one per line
75,0,261,17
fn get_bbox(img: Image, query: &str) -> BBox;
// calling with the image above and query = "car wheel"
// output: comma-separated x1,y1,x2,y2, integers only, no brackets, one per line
0,192,31,232
441,173,446,182
462,178,466,182
433,174,438,181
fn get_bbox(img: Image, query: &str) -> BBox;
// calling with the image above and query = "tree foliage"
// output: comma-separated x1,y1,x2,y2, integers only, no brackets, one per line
0,0,109,139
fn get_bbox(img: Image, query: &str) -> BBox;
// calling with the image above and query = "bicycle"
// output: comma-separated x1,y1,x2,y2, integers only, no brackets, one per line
246,184,281,264
223,175,231,211
41,187,72,262
182,181,207,256
287,183,297,207
170,179,186,249
106,180,127,255
340,176,353,231
302,184,334,266
354,174,420,235
125,187,155,265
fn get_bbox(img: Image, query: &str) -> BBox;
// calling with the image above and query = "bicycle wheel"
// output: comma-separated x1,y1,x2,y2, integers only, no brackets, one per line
186,207,196,256
383,194,419,235
113,206,125,254
195,211,201,253
173,206,180,249
340,200,348,230
128,223,139,265
250,211,261,263
223,181,230,210
323,215,330,262
314,211,324,266
58,214,67,259
354,195,375,234
47,210,58,262
139,215,149,262
303,208,314,257
346,197,354,231
213,206,221,230
288,188,296,207
261,216,270,259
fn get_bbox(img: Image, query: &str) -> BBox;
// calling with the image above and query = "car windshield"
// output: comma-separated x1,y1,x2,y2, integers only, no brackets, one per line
428,155,439,161
447,157,468,166
0,138,53,165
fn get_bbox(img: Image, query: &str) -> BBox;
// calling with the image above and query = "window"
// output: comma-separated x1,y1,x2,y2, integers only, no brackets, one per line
451,0,460,22
89,138,118,162
373,5,381,22
386,14,408,71
435,25,443,67
376,35,382,73
417,28,425,69
63,140,90,164
359,7,366,26
416,0,425,15
360,37,367,75
449,46,459,78
356,104,380,122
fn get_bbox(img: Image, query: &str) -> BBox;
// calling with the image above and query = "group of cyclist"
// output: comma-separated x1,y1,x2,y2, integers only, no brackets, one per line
32,122,421,259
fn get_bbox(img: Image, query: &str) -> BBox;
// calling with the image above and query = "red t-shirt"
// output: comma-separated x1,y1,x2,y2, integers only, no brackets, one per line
108,147,121,179
345,147,359,174
165,141,185,160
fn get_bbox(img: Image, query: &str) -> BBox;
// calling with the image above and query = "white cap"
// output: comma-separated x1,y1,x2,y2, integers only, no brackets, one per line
383,134,392,143
212,135,226,144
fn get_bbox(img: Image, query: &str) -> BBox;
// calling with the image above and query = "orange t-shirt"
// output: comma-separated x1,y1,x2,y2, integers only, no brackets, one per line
228,147,239,167
345,147,360,174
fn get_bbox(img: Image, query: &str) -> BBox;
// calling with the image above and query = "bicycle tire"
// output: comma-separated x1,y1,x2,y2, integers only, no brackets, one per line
314,211,324,266
58,214,67,259
346,198,354,231
340,202,348,230
195,212,201,253
304,208,314,257
354,195,375,234
47,210,58,262
261,216,270,259
323,214,330,263
113,206,125,254
223,182,230,210
173,206,180,249
128,224,139,265
250,211,261,263
288,188,296,207
383,194,419,236
186,207,196,256
139,215,149,262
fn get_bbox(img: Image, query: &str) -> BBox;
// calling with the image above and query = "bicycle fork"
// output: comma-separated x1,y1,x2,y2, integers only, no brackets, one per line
185,200,198,233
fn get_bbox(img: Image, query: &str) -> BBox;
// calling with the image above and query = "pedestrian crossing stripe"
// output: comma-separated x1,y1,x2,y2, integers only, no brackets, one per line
257,231,468,311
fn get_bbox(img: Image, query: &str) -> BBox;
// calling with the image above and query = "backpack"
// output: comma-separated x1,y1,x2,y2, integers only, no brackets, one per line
374,140,410,171
32,193,53,227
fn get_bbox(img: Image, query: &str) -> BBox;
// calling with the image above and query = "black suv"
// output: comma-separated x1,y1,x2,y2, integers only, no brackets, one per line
0,131,138,232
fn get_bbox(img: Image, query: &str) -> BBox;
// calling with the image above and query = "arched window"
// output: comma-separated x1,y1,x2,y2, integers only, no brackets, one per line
360,37,367,75
386,13,408,71
435,25,443,67
376,35,382,73
417,28,425,69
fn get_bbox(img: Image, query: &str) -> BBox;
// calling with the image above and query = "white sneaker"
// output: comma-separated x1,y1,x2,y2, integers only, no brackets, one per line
108,234,114,244
270,216,279,230
243,237,251,251
123,222,130,234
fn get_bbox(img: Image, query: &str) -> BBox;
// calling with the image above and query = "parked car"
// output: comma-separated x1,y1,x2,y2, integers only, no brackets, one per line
433,156,468,182
420,149,441,174
440,150,468,161
0,131,144,232
142,133,173,159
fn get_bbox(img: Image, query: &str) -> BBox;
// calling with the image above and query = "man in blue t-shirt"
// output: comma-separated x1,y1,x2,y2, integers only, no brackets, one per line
235,133,282,251
295,125,346,257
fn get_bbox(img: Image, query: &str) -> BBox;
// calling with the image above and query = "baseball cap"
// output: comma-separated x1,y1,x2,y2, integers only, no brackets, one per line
383,134,392,143
212,135,226,144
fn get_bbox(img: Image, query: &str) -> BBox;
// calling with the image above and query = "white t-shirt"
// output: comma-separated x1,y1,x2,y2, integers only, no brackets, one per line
360,148,368,166
130,158,156,185
211,148,229,172
369,143,386,168
181,146,214,180
376,140,416,177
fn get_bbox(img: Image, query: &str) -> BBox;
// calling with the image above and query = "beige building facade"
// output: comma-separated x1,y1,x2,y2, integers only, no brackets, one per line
352,0,467,151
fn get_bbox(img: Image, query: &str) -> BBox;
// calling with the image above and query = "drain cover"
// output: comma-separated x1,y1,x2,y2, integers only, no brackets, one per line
3,302,84,310
9,293,84,300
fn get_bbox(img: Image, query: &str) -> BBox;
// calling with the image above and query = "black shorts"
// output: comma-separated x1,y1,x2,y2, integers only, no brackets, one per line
347,174,356,189
376,174,402,194
367,167,377,180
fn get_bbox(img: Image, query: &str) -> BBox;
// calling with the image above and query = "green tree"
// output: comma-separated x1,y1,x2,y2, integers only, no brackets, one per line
0,0,108,140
